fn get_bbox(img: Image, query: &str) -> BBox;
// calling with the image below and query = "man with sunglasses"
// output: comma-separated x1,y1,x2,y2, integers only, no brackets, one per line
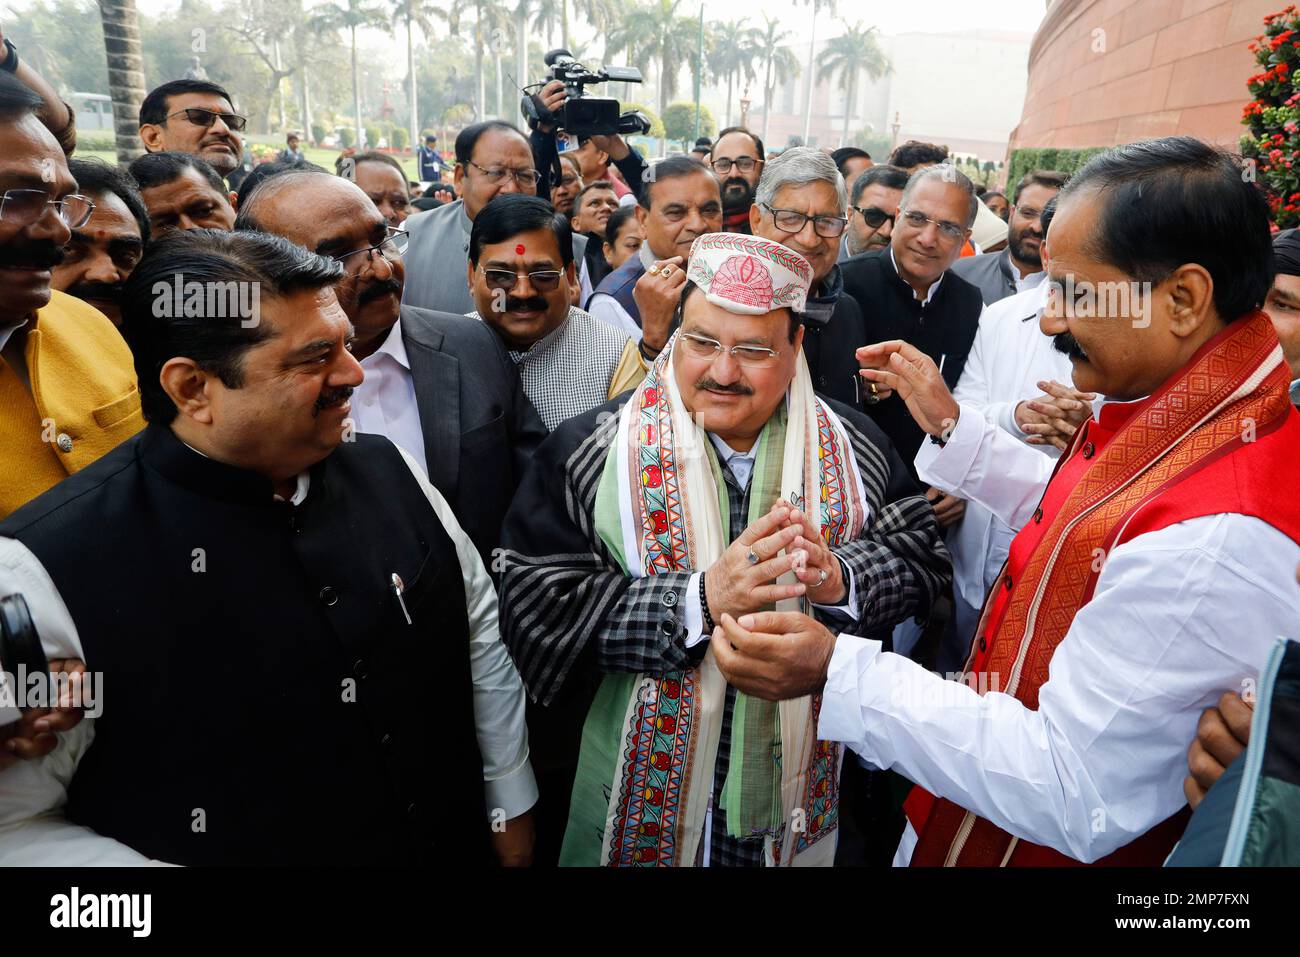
709,126,765,234
748,148,867,413
236,169,546,568
0,72,144,520
137,79,245,180
841,164,908,260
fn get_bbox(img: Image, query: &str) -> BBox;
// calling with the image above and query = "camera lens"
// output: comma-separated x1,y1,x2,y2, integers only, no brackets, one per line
0,594,51,724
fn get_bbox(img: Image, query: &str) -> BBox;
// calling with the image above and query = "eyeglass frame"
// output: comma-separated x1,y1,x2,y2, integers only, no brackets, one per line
710,156,763,175
897,207,968,242
477,263,565,293
758,202,849,239
164,107,248,133
330,226,408,266
852,205,896,229
678,331,783,366
464,160,542,187
0,188,95,229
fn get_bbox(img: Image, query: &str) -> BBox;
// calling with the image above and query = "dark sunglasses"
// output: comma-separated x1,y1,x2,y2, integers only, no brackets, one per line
853,205,895,229
166,108,248,133
480,266,563,293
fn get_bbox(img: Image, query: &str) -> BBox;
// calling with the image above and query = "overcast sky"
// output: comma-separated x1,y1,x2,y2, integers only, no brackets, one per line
111,0,1048,46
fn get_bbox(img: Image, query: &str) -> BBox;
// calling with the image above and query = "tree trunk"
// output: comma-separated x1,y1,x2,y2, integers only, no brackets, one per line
515,7,529,89
841,70,854,147
97,0,148,164
561,0,569,52
725,72,733,128
474,2,486,120
761,55,773,143
274,37,286,132
299,61,312,141
351,25,363,146
407,12,419,147
495,51,503,118
802,10,816,143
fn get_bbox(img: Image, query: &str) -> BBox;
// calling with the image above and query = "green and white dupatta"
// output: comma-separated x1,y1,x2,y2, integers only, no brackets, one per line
560,334,866,867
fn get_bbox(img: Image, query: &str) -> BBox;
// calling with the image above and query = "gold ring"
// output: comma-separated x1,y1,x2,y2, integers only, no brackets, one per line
648,263,661,276
660,266,673,279
870,381,878,395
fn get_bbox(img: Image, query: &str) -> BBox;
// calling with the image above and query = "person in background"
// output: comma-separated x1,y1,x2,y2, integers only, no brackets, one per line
570,180,620,237
709,126,765,234
50,158,149,328
345,151,412,228
550,153,583,218
602,204,643,273
690,136,712,163
842,164,908,260
1264,229,1300,406
417,133,450,183
233,158,329,211
586,154,720,355
279,132,306,165
953,170,1066,305
0,22,76,156
0,72,143,521
137,78,244,180
983,189,1009,221
831,146,873,188
128,151,236,235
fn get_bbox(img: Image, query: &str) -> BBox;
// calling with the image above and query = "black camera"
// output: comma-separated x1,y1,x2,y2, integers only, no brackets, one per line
526,48,652,139
0,594,50,725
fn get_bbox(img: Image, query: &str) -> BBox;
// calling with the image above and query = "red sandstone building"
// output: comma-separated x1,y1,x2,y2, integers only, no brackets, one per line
1010,0,1278,153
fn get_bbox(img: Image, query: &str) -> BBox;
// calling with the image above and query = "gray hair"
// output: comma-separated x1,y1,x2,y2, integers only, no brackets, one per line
754,147,848,215
900,164,979,228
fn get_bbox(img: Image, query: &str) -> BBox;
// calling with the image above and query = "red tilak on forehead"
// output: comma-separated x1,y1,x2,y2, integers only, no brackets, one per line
515,244,525,255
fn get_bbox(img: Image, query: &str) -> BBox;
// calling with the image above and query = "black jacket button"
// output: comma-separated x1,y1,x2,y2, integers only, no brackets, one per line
1033,507,1043,523
352,659,368,679
978,636,987,652
320,586,339,606
660,615,678,635
1082,442,1095,459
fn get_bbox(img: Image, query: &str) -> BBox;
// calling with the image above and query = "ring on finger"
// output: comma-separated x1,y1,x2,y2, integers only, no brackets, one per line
746,547,760,565
648,263,661,275
660,266,674,279
816,568,829,587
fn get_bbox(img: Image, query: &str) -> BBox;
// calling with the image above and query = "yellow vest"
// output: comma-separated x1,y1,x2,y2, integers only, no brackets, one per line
0,291,144,519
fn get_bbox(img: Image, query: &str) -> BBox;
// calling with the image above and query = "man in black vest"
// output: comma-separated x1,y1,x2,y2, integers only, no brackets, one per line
841,165,987,530
0,229,536,866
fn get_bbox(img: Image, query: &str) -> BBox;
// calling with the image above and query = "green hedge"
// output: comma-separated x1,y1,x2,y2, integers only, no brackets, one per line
1005,146,1108,193
76,133,117,152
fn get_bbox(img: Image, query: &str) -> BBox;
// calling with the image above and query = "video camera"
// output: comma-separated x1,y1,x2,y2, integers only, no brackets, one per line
0,594,50,727
524,48,653,139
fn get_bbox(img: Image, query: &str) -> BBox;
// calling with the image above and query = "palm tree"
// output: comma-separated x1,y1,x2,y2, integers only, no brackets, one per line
532,0,562,48
390,0,440,151
707,18,760,128
514,0,534,90
798,0,835,143
572,0,614,62
97,0,148,163
755,13,799,144
817,20,890,147
310,0,388,148
608,0,696,119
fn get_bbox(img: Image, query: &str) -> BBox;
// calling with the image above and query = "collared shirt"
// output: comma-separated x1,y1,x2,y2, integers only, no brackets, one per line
587,243,660,342
0,319,28,353
1014,269,1046,295
350,316,428,475
889,247,943,306
0,444,538,864
817,397,1300,865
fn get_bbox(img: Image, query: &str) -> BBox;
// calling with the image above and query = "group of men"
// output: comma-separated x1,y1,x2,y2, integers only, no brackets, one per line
0,42,1298,869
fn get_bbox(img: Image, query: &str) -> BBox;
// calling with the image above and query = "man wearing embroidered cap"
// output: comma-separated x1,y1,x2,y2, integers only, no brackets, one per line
498,232,949,867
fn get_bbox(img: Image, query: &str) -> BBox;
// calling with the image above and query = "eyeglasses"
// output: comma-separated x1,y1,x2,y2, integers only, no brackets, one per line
331,226,408,266
556,175,580,188
710,156,762,175
479,265,563,292
466,161,542,187
899,208,966,242
165,108,248,132
0,189,94,228
853,205,895,229
679,332,781,367
760,203,848,239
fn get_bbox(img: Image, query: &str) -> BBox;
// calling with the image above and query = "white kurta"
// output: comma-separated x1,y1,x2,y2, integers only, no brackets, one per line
0,447,537,865
946,282,1074,617
818,401,1300,864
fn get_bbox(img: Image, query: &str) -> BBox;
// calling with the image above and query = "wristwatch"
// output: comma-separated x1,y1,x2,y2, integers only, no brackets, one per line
1,38,19,73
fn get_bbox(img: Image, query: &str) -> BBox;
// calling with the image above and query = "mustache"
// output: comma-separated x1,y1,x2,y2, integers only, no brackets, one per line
357,278,403,306
0,241,65,270
1052,330,1089,361
65,280,124,304
696,377,754,396
313,385,353,417
504,295,548,313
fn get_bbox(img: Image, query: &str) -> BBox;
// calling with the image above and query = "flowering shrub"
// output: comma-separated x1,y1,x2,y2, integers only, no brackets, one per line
1242,6,1300,228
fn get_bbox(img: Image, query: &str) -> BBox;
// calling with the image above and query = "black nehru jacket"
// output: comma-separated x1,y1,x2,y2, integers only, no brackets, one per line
0,425,491,865
841,250,984,468
802,292,870,410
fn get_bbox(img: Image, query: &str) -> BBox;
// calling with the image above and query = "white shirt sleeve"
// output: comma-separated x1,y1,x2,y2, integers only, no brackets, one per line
587,293,643,343
395,448,538,821
0,538,160,865
578,258,594,308
914,402,1055,530
817,513,1300,863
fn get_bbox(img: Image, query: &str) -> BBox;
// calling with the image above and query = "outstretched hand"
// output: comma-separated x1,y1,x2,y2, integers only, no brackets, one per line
856,340,960,439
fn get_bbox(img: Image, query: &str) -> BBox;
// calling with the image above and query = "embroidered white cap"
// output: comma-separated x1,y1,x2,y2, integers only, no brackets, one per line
685,232,813,315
